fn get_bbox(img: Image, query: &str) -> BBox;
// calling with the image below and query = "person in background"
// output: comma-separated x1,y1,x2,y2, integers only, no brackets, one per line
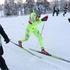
52,5,59,16
63,3,68,16
0,24,10,70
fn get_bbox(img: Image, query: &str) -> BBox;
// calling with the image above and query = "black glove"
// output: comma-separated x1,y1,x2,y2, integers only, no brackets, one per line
5,38,10,43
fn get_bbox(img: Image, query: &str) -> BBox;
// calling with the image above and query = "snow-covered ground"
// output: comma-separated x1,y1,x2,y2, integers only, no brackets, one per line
0,12,70,70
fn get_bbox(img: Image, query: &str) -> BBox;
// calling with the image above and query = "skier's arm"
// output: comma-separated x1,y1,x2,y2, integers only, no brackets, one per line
36,15,48,25
0,25,10,43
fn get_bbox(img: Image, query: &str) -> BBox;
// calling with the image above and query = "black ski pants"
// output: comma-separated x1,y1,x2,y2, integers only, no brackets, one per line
0,46,9,70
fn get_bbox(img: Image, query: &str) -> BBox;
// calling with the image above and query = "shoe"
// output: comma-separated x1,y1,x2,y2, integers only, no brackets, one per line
18,41,22,48
41,48,49,55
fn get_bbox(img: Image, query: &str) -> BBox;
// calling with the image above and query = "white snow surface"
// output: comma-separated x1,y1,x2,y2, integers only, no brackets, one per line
0,13,70,70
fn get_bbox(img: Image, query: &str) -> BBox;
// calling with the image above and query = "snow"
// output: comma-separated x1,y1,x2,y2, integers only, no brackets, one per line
0,13,70,70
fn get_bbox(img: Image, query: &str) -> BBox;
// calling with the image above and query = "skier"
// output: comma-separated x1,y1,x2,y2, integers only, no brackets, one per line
52,5,59,16
0,24,10,70
18,10,49,54
63,3,68,16
56,8,59,16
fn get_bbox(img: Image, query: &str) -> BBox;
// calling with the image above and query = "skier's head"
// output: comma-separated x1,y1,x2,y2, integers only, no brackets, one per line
30,10,37,22
30,9,41,21
33,7,41,18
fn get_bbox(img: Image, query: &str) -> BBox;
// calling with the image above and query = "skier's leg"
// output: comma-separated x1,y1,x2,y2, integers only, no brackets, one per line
0,56,9,70
18,26,32,47
63,11,66,16
64,11,67,16
54,10,56,16
0,46,3,55
18,28,31,47
52,11,55,16
33,29,49,54
56,10,58,16
0,46,9,70
33,29,44,50
20,28,31,42
56,11,58,16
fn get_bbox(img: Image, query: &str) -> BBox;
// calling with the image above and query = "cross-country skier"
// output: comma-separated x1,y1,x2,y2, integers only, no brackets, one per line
18,10,49,54
52,5,59,16
0,24,10,70
63,3,68,16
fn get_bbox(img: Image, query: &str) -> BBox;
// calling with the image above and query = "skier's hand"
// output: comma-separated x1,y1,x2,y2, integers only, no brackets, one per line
41,15,48,21
28,21,32,24
5,38,10,43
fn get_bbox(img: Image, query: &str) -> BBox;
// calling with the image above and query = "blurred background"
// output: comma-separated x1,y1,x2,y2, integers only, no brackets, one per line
0,0,70,16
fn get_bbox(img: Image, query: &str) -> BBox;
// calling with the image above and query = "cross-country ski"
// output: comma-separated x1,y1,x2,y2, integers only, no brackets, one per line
29,48,70,63
10,41,42,59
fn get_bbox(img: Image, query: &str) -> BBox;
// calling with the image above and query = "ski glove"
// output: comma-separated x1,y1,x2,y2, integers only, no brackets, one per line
41,15,48,21
4,38,10,43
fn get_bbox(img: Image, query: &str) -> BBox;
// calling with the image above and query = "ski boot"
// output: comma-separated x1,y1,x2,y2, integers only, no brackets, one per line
41,48,50,56
18,41,22,48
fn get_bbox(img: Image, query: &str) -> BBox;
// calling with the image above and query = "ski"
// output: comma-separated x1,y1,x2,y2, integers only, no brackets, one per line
29,48,70,63
10,41,42,59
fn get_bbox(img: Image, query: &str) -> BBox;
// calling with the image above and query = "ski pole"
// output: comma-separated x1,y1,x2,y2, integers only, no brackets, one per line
10,40,19,46
41,23,45,34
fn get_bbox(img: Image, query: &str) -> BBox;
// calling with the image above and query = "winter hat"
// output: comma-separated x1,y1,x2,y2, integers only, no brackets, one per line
33,7,41,17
